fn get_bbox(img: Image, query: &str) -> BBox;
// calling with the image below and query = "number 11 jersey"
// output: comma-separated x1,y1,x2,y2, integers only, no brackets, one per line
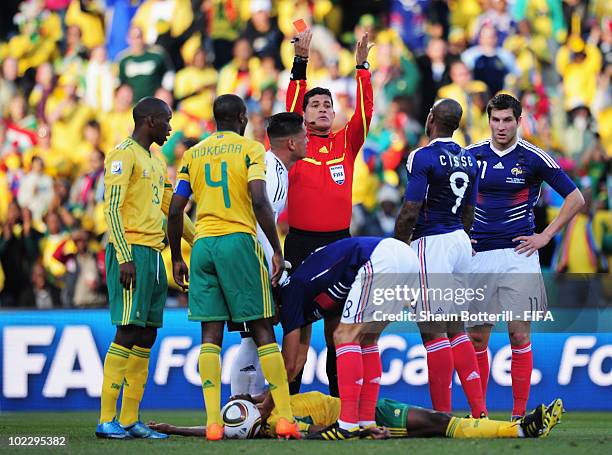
175,131,266,239
404,138,479,241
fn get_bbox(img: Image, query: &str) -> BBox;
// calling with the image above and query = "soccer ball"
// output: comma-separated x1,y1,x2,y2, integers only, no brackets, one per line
221,399,262,439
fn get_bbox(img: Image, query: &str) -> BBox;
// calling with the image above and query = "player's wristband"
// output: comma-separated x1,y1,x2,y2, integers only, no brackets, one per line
291,57,308,80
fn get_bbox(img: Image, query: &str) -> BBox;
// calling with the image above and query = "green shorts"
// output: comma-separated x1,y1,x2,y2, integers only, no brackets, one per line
106,243,167,328
188,232,274,322
375,398,420,437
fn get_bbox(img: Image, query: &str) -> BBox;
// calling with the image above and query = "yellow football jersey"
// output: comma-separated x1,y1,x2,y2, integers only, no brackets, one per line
176,131,266,239
104,137,174,263
265,392,341,437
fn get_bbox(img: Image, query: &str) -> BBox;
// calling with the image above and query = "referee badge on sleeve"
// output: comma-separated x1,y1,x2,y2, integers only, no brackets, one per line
329,164,345,185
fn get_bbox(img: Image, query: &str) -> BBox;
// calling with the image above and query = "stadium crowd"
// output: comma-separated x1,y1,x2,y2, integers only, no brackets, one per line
0,0,610,309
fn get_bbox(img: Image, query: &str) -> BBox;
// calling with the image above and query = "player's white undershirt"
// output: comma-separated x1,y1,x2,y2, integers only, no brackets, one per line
256,150,288,273
232,151,288,396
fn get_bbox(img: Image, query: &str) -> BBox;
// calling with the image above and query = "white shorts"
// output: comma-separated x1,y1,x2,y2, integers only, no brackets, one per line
467,248,548,326
340,238,420,324
410,229,473,316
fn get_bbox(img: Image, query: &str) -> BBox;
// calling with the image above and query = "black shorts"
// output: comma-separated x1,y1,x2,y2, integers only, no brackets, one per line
284,227,351,272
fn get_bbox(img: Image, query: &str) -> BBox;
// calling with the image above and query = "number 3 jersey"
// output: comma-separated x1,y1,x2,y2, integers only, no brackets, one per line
404,138,479,241
175,131,266,239
466,138,576,252
103,137,174,263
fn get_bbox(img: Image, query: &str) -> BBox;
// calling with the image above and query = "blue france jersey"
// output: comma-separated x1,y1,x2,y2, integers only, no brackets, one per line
279,237,382,333
404,138,479,240
467,138,576,252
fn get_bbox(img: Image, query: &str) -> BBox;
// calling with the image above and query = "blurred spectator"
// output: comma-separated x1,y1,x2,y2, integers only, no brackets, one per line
17,156,53,221
555,35,603,111
53,228,106,307
174,48,217,128
512,0,567,44
73,119,103,174
28,62,57,123
84,46,114,112
472,0,515,44
65,0,105,49
0,57,22,117
45,77,94,160
217,37,262,102
26,261,60,308
361,184,402,238
205,0,243,70
3,94,37,152
438,60,488,144
105,0,143,61
461,24,519,96
70,149,104,212
100,84,134,151
118,26,175,101
561,104,597,161
416,38,452,126
0,202,42,307
242,0,283,69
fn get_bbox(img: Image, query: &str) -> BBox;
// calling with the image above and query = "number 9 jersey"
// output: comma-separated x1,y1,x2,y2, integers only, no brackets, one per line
175,131,267,239
404,138,479,242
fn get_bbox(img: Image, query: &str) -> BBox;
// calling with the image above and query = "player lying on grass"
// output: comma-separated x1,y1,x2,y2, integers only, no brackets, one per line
147,391,564,440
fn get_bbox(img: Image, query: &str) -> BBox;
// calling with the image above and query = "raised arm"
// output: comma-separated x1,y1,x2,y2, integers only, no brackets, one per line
286,29,312,114
345,32,374,157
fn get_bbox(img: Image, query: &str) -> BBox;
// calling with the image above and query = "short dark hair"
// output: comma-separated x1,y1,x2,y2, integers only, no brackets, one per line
267,112,304,139
303,87,333,110
486,93,522,120
213,94,246,124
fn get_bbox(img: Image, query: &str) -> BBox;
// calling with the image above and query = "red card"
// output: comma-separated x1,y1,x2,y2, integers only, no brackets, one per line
293,19,308,33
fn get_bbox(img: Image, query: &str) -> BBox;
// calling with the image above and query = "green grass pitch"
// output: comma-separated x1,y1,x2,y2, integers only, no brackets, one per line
1,411,611,454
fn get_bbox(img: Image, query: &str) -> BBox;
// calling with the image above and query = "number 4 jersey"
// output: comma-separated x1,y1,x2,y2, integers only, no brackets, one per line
404,138,479,241
175,131,266,239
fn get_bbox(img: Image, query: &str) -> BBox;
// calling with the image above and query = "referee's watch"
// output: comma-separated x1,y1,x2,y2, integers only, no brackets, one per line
356,61,370,70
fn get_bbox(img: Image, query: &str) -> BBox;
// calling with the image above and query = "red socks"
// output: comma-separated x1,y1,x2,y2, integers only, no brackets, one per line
424,338,453,412
359,345,381,425
511,342,533,418
336,343,363,427
451,334,487,417
475,348,490,399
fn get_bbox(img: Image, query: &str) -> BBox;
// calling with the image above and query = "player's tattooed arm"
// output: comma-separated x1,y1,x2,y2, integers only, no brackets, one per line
394,201,422,245
462,204,475,234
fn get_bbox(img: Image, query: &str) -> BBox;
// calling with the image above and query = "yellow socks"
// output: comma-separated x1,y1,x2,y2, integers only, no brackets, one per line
199,343,222,426
446,416,520,438
119,346,151,427
99,343,130,423
257,343,293,421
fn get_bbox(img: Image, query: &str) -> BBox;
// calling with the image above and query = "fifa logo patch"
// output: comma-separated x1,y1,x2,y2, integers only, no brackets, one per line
329,164,345,185
511,167,523,176
111,161,122,175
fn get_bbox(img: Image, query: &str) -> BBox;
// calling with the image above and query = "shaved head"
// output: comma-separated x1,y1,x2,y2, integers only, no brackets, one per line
426,98,462,137
213,94,248,135
133,97,171,127
132,97,172,146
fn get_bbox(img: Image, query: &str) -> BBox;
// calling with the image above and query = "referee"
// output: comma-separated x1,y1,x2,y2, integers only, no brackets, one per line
285,29,373,395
